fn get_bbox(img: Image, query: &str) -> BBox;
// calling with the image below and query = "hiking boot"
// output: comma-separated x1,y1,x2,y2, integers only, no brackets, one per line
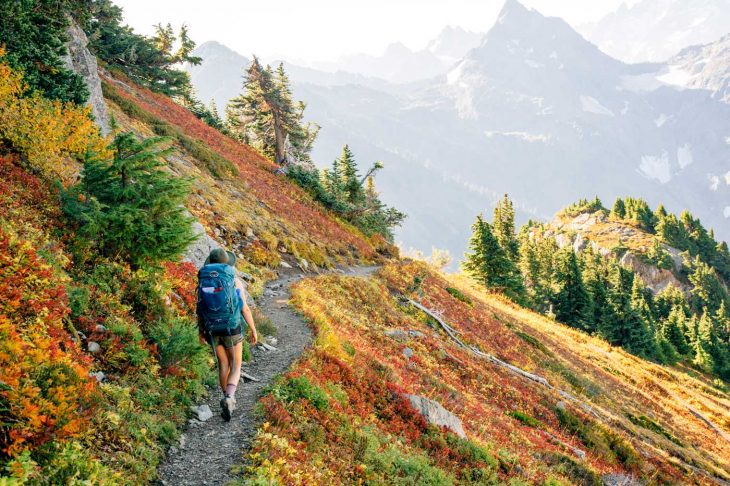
220,396,236,422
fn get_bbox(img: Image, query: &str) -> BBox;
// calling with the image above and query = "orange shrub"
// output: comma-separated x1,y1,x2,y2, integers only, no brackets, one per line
0,54,107,181
0,228,96,458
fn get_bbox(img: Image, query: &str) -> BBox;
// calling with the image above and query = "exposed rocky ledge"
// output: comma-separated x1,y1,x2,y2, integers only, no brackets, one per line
62,19,110,135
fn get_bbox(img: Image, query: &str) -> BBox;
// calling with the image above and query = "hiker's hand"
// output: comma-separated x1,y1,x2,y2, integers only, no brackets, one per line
250,331,258,345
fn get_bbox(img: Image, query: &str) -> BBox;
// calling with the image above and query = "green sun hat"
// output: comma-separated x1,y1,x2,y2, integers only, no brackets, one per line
204,248,237,267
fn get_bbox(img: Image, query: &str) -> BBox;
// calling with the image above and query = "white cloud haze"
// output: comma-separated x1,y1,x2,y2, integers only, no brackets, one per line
112,0,637,63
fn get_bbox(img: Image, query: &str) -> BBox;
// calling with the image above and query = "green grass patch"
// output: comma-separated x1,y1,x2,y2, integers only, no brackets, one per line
514,330,554,357
556,407,640,469
543,452,601,486
544,360,601,398
252,307,276,337
445,286,472,305
102,82,237,178
627,414,684,447
507,410,544,428
267,376,329,411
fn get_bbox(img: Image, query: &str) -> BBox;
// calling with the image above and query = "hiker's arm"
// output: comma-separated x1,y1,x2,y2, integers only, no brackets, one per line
236,279,258,345
242,301,257,345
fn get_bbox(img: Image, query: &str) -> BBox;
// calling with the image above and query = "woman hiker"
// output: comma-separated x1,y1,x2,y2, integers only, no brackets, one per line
197,248,258,421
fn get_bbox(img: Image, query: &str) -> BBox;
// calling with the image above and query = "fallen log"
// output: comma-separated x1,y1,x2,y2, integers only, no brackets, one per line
687,407,730,444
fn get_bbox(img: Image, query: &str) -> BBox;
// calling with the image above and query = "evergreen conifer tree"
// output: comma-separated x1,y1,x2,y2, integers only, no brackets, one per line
464,215,525,302
660,306,692,356
338,145,365,204
63,132,195,268
493,194,519,262
693,310,716,372
611,198,626,219
226,58,317,165
553,248,593,331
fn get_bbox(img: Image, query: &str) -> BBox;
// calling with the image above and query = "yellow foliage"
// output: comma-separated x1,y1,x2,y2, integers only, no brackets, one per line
0,58,108,181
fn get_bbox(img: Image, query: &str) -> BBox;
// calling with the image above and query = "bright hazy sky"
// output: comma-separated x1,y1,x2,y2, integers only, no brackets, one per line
113,0,636,63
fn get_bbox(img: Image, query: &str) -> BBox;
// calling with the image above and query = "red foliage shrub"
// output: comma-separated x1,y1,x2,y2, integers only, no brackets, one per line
0,228,96,458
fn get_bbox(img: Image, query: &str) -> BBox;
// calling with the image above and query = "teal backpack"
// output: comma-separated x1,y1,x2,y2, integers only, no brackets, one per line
197,263,241,335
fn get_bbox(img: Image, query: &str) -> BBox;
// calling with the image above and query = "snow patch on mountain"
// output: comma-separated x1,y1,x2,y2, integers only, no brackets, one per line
710,175,720,191
639,153,671,183
619,73,663,92
654,114,670,127
677,143,694,168
657,65,693,86
580,95,614,116
485,130,551,143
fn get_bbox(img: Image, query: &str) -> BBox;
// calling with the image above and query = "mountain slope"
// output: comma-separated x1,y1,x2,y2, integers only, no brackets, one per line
0,32,389,482
581,0,730,63
664,34,730,103
242,262,730,484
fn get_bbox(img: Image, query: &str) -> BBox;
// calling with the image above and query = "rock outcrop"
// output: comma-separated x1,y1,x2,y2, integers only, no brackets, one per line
183,220,221,270
62,19,110,135
407,394,466,438
546,211,690,295
619,251,688,294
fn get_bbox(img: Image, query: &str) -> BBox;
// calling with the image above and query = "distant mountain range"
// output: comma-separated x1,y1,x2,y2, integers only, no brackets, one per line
188,0,730,263
581,0,730,63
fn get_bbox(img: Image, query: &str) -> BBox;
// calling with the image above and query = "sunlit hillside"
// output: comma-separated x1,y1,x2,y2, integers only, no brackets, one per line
245,261,730,485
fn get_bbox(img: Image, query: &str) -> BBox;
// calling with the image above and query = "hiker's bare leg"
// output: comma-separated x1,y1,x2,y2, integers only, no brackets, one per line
224,342,243,397
215,344,230,393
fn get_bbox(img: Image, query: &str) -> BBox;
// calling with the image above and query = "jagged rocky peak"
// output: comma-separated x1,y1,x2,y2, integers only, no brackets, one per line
465,0,622,77
426,26,483,61
668,33,730,103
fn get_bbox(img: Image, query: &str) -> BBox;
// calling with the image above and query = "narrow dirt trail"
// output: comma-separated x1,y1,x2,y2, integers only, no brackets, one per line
157,266,378,486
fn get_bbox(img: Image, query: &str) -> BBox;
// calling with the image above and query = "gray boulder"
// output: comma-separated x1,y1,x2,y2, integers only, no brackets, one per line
602,473,640,486
62,19,110,135
190,404,213,422
407,394,466,438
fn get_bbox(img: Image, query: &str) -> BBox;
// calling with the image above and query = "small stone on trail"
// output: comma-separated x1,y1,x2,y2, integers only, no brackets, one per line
95,324,107,333
280,261,292,269
190,405,213,422
261,342,277,351
87,341,101,354
242,372,261,382
265,336,278,346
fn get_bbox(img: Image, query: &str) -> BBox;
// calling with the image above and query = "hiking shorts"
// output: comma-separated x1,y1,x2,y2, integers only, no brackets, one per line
212,333,244,349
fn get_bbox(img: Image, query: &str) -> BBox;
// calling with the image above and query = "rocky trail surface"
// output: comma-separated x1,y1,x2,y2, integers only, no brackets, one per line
157,266,378,486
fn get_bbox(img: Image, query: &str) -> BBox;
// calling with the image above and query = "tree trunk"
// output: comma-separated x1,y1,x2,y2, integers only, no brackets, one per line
272,110,286,165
